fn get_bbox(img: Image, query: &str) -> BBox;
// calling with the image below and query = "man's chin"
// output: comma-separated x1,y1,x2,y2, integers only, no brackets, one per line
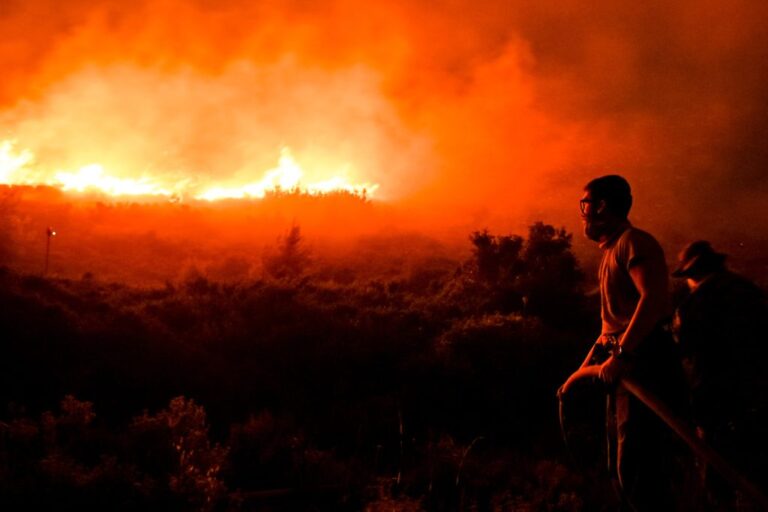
583,223,602,242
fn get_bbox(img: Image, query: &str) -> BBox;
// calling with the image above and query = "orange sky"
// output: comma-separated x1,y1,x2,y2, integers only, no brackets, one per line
1,0,767,253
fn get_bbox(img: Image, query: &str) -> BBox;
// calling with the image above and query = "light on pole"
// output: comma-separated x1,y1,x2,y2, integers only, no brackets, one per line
45,226,56,275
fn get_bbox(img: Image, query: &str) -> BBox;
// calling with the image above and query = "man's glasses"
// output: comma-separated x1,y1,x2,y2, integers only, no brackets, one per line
579,198,595,215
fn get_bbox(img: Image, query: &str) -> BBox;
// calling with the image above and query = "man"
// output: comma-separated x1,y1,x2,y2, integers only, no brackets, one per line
567,175,684,510
672,241,768,508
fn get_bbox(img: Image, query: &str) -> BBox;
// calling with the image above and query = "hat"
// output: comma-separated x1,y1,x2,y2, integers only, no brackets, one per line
671,240,727,278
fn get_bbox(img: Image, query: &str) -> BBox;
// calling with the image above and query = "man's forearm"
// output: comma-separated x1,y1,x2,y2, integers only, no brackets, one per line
579,343,597,368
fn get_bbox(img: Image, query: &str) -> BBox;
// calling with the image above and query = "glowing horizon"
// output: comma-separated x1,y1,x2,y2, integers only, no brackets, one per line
0,140,378,202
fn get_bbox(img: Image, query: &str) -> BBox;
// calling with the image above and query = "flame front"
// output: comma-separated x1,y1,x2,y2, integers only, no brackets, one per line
55,164,174,197
196,148,378,201
0,141,378,201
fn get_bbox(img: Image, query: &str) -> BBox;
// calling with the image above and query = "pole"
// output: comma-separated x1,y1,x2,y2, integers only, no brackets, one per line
44,227,55,275
619,377,768,511
558,368,768,509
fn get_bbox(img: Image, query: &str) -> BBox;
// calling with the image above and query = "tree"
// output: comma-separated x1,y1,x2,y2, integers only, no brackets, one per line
469,230,524,284
263,225,311,280
519,222,584,327
462,223,585,325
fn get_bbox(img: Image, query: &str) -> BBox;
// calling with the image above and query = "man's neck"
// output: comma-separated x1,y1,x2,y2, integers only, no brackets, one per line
598,219,630,247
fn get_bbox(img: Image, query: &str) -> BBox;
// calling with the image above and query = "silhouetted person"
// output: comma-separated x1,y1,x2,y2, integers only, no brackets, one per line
567,175,684,510
672,241,768,509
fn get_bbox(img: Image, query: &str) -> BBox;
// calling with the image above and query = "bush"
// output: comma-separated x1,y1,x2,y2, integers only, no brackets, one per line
0,221,609,510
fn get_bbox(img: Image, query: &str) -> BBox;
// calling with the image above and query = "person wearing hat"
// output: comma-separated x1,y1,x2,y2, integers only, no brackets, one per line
672,241,768,508
671,240,728,287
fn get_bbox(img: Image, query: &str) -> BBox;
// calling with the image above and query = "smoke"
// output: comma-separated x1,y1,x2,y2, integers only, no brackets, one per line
1,61,427,197
1,0,767,248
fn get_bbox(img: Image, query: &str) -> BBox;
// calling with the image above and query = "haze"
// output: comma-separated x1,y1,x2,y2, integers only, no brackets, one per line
1,0,767,280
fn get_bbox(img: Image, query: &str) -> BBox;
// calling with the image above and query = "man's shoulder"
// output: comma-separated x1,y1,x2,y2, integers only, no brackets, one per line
615,226,663,253
608,225,666,272
707,271,765,300
620,226,661,244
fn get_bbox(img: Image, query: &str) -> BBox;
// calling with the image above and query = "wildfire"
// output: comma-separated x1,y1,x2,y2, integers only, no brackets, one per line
0,140,378,201
0,140,34,183
55,164,174,197
195,147,378,201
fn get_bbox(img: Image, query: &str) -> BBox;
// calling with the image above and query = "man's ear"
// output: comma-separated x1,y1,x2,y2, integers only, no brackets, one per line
596,199,607,214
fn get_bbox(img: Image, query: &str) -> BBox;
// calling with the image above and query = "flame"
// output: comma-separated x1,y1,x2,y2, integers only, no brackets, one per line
55,164,173,197
0,140,378,201
195,147,379,201
0,140,34,183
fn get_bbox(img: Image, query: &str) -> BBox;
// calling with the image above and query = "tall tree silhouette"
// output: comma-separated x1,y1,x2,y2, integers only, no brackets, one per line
264,225,311,280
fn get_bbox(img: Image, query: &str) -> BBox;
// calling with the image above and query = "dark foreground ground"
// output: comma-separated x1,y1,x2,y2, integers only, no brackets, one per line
0,222,715,510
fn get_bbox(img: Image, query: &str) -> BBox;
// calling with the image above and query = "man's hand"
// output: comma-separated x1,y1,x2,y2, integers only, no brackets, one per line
598,355,625,384
558,365,603,398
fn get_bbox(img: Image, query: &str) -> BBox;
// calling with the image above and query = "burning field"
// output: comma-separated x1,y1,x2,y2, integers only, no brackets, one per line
1,0,768,510
1,0,767,280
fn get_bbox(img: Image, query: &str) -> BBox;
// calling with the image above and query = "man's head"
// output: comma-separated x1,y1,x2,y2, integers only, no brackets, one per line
671,240,727,289
580,175,633,241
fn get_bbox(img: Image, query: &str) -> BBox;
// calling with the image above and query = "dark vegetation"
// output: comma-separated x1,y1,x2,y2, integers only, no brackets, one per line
0,220,613,510
0,185,392,283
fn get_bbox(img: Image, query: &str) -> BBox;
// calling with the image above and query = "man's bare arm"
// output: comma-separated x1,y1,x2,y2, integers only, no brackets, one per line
619,258,669,354
579,343,597,369
599,258,668,383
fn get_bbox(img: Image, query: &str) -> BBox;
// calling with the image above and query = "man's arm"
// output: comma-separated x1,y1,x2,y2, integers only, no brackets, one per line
620,257,669,353
579,342,598,369
579,335,610,368
599,257,668,382
557,336,603,397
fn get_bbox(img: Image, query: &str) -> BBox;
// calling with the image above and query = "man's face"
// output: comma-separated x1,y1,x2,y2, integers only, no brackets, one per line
580,189,605,242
